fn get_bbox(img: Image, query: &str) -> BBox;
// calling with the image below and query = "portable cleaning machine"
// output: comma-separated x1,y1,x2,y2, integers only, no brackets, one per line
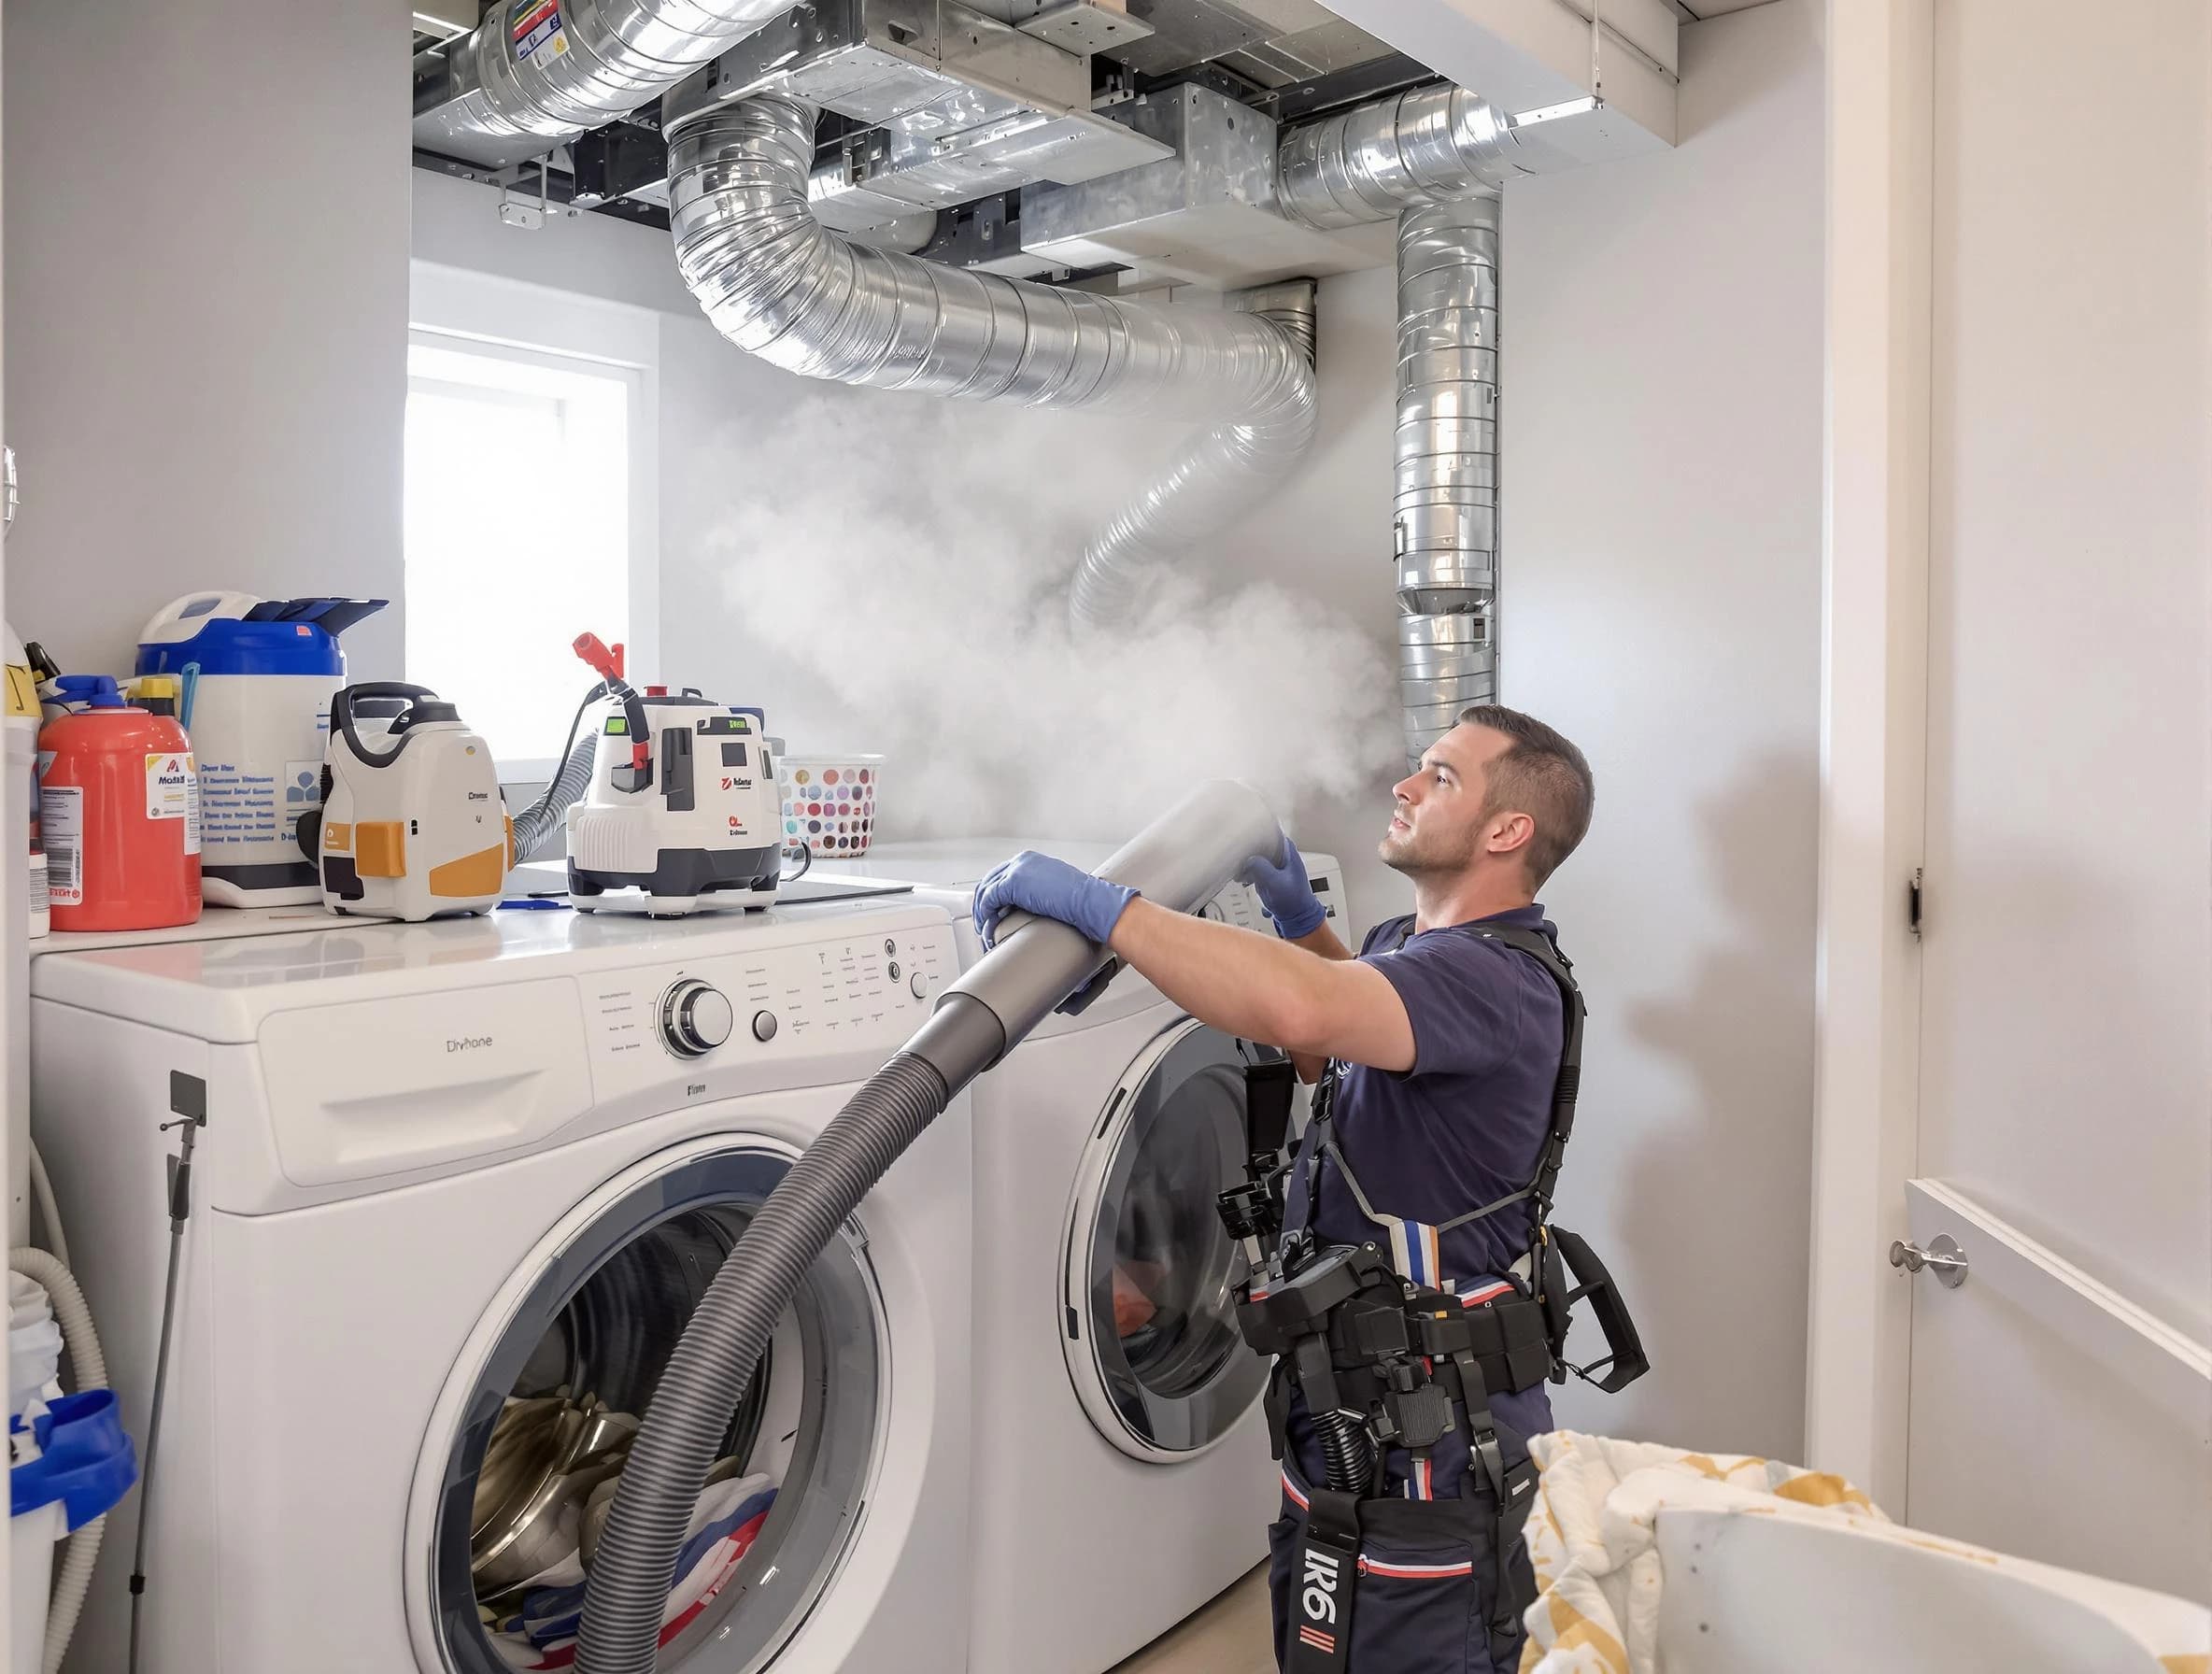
554,634,798,917
309,681,508,921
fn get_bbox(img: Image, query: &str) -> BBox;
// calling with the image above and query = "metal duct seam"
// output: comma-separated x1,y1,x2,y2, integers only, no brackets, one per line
423,0,791,163
665,94,1317,630
1396,195,1500,764
1277,83,1528,233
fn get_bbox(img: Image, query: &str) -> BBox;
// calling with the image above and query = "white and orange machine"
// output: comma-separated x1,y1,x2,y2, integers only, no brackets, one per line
312,681,509,920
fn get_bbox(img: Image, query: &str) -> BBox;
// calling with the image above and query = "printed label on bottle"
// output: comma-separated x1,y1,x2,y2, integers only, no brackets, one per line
41,785,82,907
145,752,202,857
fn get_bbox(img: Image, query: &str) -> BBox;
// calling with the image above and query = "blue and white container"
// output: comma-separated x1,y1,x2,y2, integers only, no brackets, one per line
11,1390,136,1674
136,592,385,906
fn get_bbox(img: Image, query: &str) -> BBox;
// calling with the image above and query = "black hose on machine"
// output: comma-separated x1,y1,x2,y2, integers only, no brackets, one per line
574,781,1289,1672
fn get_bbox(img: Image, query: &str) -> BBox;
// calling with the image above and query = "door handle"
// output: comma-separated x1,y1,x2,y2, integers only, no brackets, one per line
1890,1233,1968,1288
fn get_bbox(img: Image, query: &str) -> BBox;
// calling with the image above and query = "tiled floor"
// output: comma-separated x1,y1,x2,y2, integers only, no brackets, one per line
1108,1566,1274,1674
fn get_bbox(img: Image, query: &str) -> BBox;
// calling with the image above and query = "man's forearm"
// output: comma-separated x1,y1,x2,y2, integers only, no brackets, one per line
1106,898,1342,1050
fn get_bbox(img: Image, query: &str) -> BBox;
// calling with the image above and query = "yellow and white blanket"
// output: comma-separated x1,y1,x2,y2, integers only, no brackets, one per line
1515,1431,2210,1674
1515,1430,1887,1673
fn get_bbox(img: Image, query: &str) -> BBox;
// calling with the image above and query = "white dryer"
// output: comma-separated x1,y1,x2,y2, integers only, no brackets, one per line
819,839,1346,1674
29,901,970,1674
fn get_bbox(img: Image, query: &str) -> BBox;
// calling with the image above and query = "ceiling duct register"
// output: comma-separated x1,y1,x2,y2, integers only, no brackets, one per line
663,0,1173,241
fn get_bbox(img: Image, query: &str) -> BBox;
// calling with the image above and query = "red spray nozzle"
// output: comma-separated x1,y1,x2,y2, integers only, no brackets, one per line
574,633,626,683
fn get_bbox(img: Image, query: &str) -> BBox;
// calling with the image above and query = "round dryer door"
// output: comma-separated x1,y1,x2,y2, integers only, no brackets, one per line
1061,1018,1270,1461
416,1139,885,1672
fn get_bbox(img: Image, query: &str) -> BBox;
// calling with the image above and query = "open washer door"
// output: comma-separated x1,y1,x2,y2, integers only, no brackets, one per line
1061,1018,1269,1461
414,1136,886,1672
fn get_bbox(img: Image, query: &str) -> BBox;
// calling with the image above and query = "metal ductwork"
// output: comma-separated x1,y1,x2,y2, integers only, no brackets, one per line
415,0,792,169
1264,84,1510,763
1277,82,1528,234
1396,197,1498,762
665,93,1316,630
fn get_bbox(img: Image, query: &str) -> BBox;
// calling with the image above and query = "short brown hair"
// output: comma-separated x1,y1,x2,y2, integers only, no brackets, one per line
1459,704,1595,888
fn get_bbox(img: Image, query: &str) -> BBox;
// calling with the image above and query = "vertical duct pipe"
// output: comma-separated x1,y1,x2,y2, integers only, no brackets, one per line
1395,197,1500,762
665,96,1317,630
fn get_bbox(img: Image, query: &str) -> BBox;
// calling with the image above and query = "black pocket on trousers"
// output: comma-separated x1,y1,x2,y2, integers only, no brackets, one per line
1345,1532,1485,1674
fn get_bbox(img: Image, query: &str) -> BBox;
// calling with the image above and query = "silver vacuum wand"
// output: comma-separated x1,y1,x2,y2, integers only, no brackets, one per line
902,777,1292,1088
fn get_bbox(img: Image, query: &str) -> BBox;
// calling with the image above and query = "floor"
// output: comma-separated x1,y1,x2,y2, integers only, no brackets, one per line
1108,1566,1274,1674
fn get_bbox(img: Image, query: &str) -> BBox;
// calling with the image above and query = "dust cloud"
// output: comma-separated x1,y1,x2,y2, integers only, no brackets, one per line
691,392,1399,846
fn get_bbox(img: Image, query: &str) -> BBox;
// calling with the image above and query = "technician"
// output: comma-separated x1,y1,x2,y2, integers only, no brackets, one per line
971,702,1621,1674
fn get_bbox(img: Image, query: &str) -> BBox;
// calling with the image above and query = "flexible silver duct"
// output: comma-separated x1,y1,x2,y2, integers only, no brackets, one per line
665,95,1317,629
1277,82,1527,233
1396,196,1500,761
428,0,789,162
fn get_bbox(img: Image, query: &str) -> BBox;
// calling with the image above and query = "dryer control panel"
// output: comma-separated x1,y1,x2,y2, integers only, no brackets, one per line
583,919,959,1098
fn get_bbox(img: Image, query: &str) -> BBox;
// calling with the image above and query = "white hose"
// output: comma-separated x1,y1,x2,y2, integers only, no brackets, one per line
13,1245,109,1674
29,1141,69,1269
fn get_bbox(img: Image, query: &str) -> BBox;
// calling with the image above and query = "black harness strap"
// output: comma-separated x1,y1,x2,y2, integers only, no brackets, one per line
1298,919,1583,1269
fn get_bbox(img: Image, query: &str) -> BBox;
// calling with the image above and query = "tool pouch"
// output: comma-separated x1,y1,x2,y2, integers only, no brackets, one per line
1267,1463,1536,1674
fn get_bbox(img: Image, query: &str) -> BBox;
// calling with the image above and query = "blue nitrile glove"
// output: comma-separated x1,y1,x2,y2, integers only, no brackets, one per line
1241,837,1327,940
971,851,1139,950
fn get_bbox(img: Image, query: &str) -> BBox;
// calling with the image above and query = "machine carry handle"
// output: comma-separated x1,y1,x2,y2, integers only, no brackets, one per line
331,681,440,769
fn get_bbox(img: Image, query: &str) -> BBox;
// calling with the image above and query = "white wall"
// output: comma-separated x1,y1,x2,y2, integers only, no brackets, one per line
1504,0,1825,1460
3,0,412,680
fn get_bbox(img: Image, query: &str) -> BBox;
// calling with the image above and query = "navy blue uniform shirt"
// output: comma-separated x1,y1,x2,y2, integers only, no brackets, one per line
1284,903,1564,1285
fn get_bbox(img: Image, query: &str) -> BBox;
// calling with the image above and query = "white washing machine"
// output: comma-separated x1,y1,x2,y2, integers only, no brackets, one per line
819,839,1346,1674
29,901,971,1674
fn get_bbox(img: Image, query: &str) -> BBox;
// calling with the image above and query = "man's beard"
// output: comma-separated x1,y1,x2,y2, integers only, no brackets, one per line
1379,818,1479,878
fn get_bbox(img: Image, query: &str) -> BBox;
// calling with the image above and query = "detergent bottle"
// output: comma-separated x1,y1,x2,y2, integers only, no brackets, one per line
37,677,201,932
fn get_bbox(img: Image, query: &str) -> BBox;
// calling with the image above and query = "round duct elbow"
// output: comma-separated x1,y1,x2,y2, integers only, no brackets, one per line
1278,83,1524,233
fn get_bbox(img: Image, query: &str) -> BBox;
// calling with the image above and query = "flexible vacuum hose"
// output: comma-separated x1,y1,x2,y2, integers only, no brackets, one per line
574,780,1286,1672
13,1245,109,1674
511,732,598,861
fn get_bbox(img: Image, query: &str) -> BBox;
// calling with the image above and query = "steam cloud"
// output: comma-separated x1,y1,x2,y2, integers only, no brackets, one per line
690,392,1400,846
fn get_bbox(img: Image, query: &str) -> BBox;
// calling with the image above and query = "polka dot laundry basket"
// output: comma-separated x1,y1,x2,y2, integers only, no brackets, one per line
778,755,884,857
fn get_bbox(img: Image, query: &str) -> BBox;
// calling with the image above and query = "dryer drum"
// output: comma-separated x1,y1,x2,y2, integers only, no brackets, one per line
428,1147,884,1674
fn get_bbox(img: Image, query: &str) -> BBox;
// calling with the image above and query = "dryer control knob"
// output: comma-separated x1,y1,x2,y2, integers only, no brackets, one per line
662,981,733,1057
909,971,928,1000
752,1010,779,1043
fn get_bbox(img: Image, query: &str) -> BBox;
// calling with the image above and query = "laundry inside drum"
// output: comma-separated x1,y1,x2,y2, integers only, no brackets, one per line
431,1154,884,1672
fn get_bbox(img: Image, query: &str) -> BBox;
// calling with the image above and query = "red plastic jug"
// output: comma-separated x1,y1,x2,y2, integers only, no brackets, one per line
38,679,202,931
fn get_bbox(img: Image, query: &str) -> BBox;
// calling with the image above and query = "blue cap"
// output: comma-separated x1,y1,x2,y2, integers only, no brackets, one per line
136,597,384,679
54,674,125,710
11,1389,138,1532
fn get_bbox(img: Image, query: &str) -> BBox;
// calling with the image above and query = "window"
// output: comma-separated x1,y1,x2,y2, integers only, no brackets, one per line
404,265,658,776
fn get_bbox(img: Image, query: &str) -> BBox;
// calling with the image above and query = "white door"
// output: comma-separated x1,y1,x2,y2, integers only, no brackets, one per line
1906,0,2211,1605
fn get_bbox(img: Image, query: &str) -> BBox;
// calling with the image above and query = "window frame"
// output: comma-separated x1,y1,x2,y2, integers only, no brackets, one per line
406,261,660,780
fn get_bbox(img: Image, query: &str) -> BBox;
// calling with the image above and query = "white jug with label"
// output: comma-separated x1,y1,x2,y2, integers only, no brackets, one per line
135,593,386,906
